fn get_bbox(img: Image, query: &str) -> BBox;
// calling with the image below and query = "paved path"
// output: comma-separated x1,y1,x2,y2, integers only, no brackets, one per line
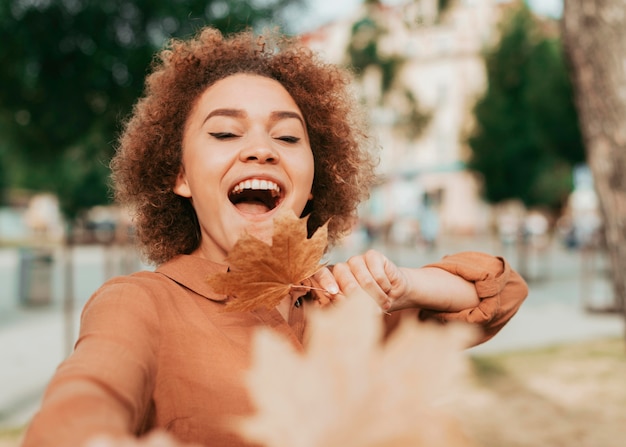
0,238,623,429
0,245,144,429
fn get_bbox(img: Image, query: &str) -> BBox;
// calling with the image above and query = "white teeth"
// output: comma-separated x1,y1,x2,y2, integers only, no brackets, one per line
231,179,281,195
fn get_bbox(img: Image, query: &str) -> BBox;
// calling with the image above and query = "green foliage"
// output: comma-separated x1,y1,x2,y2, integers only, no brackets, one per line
0,0,302,219
468,3,584,211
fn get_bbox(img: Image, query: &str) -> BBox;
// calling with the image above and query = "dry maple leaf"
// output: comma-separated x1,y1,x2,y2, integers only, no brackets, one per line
232,293,478,447
207,210,328,312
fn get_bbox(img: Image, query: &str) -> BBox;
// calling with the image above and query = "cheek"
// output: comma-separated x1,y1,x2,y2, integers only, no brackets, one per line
301,151,315,185
290,152,315,211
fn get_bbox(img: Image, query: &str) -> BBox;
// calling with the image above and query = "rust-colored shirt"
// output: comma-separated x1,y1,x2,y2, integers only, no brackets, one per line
22,251,527,447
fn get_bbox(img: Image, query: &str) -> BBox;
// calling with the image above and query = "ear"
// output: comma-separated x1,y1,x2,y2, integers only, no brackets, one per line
173,170,192,198
308,191,314,200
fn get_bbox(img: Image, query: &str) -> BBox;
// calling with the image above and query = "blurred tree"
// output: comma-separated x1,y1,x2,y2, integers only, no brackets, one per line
346,0,431,141
467,3,584,213
0,0,303,222
562,0,626,317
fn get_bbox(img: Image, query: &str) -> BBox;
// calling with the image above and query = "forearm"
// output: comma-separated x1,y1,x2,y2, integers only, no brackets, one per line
391,266,479,313
23,378,134,447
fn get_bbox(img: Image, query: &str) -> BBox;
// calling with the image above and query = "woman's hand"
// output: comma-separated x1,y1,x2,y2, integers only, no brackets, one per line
309,250,410,311
309,249,480,314
85,430,202,447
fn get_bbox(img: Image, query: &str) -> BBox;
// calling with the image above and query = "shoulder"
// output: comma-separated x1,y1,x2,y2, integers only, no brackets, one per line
81,270,173,324
98,269,174,293
92,270,174,300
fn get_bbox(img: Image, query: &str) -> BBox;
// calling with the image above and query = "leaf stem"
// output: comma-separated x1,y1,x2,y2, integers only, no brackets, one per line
290,284,330,293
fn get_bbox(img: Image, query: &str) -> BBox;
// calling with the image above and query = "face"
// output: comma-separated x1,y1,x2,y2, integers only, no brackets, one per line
174,74,315,262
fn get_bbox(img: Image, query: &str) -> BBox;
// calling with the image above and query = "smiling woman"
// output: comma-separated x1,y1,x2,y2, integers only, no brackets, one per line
20,27,528,447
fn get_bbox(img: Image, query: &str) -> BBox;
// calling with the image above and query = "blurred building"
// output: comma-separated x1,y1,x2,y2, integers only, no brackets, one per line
301,0,510,238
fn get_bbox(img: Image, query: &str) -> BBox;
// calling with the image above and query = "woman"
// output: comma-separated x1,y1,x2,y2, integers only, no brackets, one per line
22,27,527,447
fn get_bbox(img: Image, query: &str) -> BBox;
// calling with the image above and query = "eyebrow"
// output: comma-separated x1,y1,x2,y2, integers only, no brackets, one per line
270,111,306,128
203,108,306,128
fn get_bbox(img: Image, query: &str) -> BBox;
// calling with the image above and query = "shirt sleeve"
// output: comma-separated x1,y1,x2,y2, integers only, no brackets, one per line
417,251,528,344
21,277,161,447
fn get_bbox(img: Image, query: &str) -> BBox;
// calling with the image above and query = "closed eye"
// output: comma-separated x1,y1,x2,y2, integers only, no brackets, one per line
276,136,300,143
209,132,238,140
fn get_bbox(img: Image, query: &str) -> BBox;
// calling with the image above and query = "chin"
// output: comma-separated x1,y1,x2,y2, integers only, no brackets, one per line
238,215,275,244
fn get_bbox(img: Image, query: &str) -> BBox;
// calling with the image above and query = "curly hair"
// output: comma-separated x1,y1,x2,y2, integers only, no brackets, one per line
111,27,379,265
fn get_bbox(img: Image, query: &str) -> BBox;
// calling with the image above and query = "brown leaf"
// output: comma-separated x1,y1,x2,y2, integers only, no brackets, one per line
207,210,328,312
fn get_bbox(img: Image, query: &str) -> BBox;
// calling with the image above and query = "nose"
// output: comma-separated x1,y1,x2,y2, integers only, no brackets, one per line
239,137,280,164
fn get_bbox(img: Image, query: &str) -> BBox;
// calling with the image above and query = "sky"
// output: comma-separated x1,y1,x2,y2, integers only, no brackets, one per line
299,0,563,32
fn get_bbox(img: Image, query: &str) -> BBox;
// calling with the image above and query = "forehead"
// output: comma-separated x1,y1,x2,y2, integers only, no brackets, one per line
197,73,299,110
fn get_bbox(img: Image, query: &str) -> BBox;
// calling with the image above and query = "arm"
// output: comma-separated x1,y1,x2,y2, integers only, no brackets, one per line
416,251,528,343
21,279,160,447
313,250,528,345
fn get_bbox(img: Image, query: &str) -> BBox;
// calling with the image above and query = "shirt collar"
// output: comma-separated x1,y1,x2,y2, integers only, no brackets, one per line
156,254,229,302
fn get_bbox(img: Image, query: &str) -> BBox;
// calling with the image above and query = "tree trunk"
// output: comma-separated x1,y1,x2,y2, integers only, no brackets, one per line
562,0,626,332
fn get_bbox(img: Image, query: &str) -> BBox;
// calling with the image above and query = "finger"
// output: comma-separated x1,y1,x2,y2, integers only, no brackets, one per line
362,250,393,294
304,270,337,307
312,267,340,295
347,255,390,307
361,250,407,302
330,261,363,298
334,259,390,310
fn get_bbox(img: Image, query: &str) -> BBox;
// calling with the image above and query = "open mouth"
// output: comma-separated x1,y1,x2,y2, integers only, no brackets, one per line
228,178,283,214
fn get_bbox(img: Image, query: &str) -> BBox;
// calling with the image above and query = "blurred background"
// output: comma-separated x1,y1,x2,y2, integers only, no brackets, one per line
0,0,624,446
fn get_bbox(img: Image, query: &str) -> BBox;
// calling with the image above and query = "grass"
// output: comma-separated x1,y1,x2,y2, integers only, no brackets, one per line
456,337,626,447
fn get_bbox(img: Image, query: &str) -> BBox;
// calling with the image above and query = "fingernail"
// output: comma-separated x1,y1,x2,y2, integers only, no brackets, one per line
327,284,339,295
